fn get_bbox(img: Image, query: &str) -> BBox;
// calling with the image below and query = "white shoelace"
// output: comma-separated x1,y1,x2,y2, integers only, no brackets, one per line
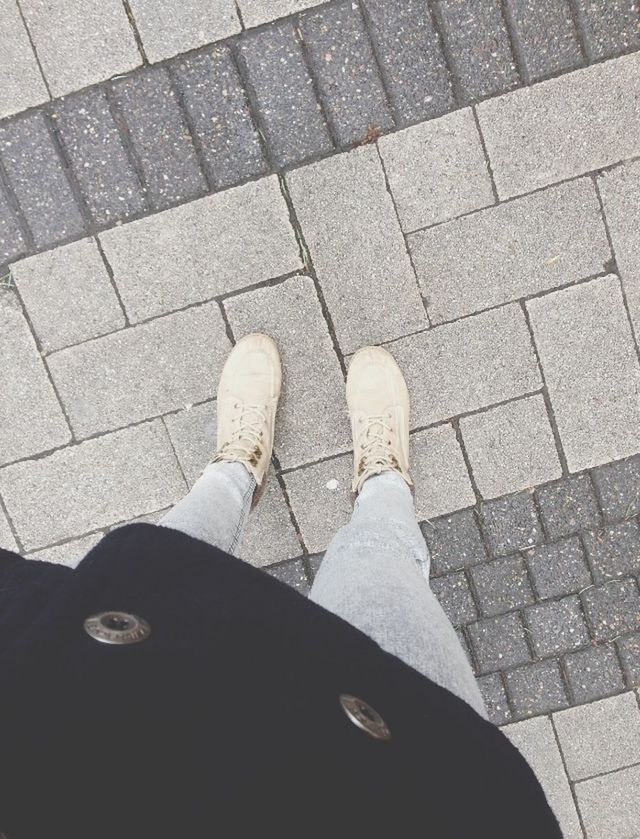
357,414,398,473
219,402,267,465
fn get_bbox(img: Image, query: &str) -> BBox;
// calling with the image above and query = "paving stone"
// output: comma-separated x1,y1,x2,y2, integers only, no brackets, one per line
224,275,350,469
12,238,125,353
362,0,454,125
598,160,640,342
592,455,640,522
525,537,592,600
505,660,569,716
575,763,640,839
422,509,487,576
480,491,543,556
99,176,300,323
264,559,310,595
19,0,140,98
477,673,512,725
408,178,610,323
0,420,186,551
502,717,582,839
573,0,640,59
582,579,640,642
237,20,333,168
505,0,583,82
299,1,393,146
431,571,477,626
617,632,640,686
461,395,561,499
477,51,640,199
0,505,18,552
52,87,146,225
378,108,494,232
435,0,518,102
173,47,268,190
525,596,589,657
553,691,640,780
283,454,352,554
536,474,601,539
287,145,427,352
0,293,70,466
584,520,640,583
48,302,230,439
387,305,541,427
470,555,534,617
26,532,103,569
128,0,240,62
564,644,626,703
527,275,640,473
0,182,25,264
306,553,324,580
0,0,48,119
162,401,302,566
237,0,324,27
0,112,85,248
112,68,206,211
411,425,476,521
467,612,532,673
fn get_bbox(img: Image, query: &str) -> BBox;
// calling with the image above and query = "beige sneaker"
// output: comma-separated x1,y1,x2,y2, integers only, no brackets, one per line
347,346,413,495
211,333,281,505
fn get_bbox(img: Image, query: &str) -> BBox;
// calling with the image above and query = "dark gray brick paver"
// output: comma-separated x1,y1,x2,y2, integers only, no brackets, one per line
435,0,519,102
564,644,626,703
616,632,640,686
536,474,601,539
0,113,85,248
53,88,147,225
306,553,324,580
583,519,640,583
477,672,512,724
456,628,473,665
470,555,535,617
362,0,454,124
573,0,640,60
431,571,478,626
300,1,393,146
422,509,487,575
582,579,640,641
480,492,544,556
504,660,569,716
525,596,589,657
468,612,532,673
111,67,207,210
237,20,333,167
265,558,311,594
592,455,640,521
505,0,583,81
525,536,592,600
173,47,269,190
0,181,25,264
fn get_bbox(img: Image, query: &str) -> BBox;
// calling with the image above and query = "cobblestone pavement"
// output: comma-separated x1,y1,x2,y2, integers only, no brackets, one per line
1,2,640,836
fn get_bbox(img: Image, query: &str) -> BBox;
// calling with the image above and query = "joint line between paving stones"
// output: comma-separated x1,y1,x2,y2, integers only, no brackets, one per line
566,0,594,63
0,487,26,554
427,0,465,105
43,108,94,231
14,0,52,100
451,416,482,506
104,83,152,214
159,416,190,490
166,65,216,193
549,714,589,835
375,144,432,326
94,236,131,327
292,17,341,149
498,0,527,85
471,106,500,204
232,0,245,29
120,0,149,65
592,174,640,362
519,300,570,476
0,153,34,254
354,0,398,128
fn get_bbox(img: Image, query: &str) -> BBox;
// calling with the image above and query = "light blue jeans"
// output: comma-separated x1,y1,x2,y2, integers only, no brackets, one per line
159,462,486,716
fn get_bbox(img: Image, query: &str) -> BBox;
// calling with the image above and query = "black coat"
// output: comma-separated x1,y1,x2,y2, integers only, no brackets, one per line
0,524,560,838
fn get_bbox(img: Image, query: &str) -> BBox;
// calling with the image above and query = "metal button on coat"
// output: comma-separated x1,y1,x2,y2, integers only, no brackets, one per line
84,611,151,645
339,694,391,741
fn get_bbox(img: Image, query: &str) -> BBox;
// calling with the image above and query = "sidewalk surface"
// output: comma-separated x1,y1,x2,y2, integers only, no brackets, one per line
1,1,640,836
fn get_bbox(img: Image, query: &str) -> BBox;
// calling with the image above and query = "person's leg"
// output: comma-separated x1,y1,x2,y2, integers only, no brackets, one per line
157,333,281,554
310,472,486,716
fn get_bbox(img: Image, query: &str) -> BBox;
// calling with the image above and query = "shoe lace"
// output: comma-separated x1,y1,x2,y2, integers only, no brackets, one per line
219,402,267,467
356,414,398,476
